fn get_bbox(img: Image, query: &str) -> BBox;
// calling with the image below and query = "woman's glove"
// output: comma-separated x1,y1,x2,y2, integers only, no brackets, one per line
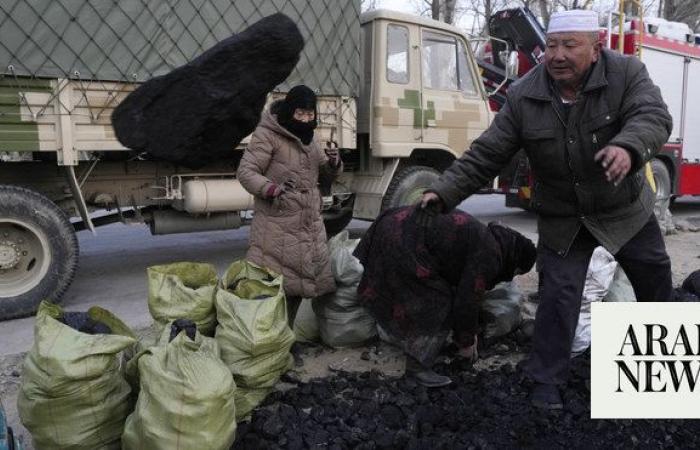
325,143,341,168
264,183,283,199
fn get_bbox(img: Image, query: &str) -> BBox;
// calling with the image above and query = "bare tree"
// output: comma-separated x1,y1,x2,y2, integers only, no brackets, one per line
361,0,378,12
462,0,511,34
537,0,554,27
444,0,459,23
660,0,700,32
417,0,460,24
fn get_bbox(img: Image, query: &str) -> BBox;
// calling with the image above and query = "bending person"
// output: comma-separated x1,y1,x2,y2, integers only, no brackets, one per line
353,205,536,387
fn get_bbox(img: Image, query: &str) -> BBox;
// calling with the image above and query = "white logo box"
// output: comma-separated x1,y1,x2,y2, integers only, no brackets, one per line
591,302,700,419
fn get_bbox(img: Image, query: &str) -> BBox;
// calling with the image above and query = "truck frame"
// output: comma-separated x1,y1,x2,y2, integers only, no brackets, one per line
0,1,502,319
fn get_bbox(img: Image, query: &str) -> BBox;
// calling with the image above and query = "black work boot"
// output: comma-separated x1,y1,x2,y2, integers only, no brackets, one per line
405,356,452,388
531,383,563,410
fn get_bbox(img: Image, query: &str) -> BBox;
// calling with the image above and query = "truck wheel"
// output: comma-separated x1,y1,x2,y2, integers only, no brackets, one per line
0,185,79,320
651,159,671,203
381,165,441,211
323,209,354,237
323,195,355,237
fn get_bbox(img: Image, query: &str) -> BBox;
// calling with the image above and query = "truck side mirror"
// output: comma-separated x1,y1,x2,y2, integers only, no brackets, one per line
506,50,519,78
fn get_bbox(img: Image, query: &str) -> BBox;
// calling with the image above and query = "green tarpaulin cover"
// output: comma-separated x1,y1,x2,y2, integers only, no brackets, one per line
0,0,360,96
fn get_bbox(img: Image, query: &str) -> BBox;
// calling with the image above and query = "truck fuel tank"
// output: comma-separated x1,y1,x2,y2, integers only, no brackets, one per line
179,179,254,214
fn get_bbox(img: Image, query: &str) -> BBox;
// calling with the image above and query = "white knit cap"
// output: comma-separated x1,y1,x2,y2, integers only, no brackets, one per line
547,10,599,34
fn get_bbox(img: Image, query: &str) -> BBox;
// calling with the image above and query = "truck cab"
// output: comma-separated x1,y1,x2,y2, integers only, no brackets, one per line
350,10,492,219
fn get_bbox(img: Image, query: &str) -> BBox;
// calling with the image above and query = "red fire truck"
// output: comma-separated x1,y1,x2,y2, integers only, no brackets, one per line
481,6,700,208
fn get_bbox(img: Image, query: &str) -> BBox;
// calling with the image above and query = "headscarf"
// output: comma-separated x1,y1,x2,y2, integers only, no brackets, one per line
487,222,537,282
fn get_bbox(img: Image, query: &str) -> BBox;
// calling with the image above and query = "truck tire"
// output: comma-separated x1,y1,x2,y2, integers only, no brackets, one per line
323,210,354,237
651,159,671,203
381,165,441,211
323,195,355,237
0,185,79,320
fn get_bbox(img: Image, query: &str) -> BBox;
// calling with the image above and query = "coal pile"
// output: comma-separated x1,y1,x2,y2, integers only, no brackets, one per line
235,338,700,449
59,311,112,334
112,13,304,168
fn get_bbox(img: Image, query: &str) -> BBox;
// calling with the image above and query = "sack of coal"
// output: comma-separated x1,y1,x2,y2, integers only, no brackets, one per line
147,262,218,336
18,301,137,450
313,231,377,348
215,260,294,420
480,281,523,340
122,320,237,450
111,13,304,168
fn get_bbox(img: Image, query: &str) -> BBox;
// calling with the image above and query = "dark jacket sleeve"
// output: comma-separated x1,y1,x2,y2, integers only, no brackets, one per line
452,225,501,347
608,58,672,171
428,94,523,211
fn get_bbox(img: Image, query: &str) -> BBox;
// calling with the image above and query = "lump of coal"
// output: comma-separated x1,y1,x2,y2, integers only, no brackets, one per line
673,287,699,302
169,318,197,342
111,13,304,168
682,270,700,297
60,312,112,335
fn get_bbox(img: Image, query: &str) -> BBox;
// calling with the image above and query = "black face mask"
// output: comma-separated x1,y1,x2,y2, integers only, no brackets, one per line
280,116,316,145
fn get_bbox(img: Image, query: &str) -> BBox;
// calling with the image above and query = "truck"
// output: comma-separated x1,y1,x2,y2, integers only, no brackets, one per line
484,6,700,211
0,1,515,319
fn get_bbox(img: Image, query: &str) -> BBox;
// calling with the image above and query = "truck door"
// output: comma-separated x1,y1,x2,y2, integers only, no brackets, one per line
419,30,490,155
371,21,423,154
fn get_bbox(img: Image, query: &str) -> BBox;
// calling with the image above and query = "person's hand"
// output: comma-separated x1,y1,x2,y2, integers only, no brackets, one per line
325,143,341,167
594,145,632,185
415,192,444,227
458,335,478,363
265,183,283,199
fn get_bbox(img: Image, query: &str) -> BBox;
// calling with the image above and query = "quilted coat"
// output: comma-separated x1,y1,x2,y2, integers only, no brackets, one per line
238,102,338,298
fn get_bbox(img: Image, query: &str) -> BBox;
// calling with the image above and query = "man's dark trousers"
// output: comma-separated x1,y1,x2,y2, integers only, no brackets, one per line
524,213,673,385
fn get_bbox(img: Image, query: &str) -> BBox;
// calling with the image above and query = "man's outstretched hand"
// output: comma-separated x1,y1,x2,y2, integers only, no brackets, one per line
594,145,632,185
415,192,444,227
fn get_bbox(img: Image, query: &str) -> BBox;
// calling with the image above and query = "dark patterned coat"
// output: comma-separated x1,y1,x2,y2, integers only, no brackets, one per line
353,206,536,366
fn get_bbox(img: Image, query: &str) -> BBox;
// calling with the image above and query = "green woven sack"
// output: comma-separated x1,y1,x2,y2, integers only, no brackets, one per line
293,298,320,342
18,301,136,450
215,260,294,415
147,262,218,336
122,324,237,450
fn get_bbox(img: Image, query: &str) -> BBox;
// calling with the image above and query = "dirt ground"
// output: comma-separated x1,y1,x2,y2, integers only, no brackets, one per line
1,228,698,449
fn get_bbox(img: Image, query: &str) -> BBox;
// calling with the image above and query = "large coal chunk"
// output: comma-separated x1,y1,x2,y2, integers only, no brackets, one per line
112,13,304,168
60,312,112,335
682,270,700,297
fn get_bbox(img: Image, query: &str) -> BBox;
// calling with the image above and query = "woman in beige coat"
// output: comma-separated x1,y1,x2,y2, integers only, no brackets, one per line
238,85,340,326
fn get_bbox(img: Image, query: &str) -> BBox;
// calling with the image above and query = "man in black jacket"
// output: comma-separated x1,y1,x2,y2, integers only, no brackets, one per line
420,9,673,409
